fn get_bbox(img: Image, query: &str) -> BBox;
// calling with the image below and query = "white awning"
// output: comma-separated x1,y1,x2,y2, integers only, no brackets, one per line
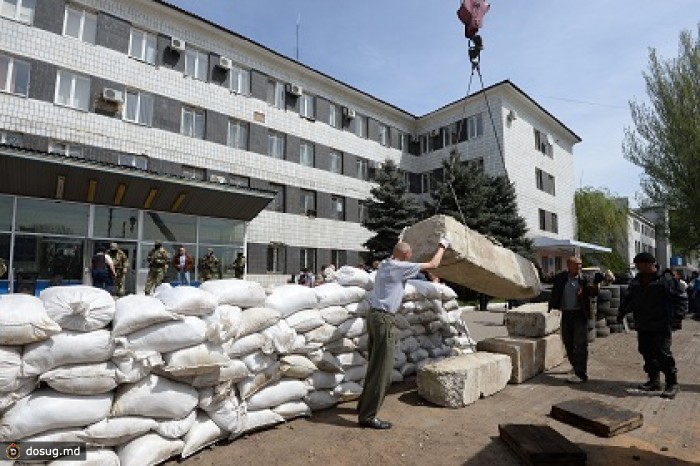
532,237,611,254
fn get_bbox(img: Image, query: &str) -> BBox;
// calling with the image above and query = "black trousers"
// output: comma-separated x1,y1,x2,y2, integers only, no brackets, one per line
561,310,588,378
637,330,676,379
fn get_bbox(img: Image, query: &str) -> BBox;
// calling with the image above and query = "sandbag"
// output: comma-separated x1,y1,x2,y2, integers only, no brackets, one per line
336,318,366,338
39,362,118,395
112,295,181,337
265,284,319,318
333,381,363,401
304,324,342,344
237,362,281,400
204,397,245,434
156,410,196,438
78,417,158,446
319,306,351,326
285,309,325,332
48,448,119,466
0,378,35,414
162,342,231,377
192,359,249,386
117,433,183,466
304,390,339,411
199,279,266,308
19,427,83,443
237,409,284,436
272,401,311,420
333,266,372,289
112,374,198,419
279,354,318,379
262,320,297,354
236,307,281,339
315,283,367,307
114,316,206,353
0,389,112,440
405,280,443,300
0,294,61,345
112,349,163,384
155,285,218,316
202,305,241,344
241,351,277,374
307,351,343,373
23,329,114,376
336,352,367,368
181,411,226,459
0,346,27,392
221,333,272,357
306,371,344,390
246,379,309,411
40,286,115,332
342,365,367,382
345,300,370,316
324,338,357,354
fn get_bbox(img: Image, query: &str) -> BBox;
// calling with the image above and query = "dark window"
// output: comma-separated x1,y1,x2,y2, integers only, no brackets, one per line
267,183,285,212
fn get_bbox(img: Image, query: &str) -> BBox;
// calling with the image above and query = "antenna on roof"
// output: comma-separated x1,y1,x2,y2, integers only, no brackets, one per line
296,13,301,61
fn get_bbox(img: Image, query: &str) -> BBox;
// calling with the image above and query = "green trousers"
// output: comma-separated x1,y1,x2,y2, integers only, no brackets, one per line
357,309,395,422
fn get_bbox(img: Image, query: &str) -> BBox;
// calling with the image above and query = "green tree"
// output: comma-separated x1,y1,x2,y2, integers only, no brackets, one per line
623,25,700,251
574,187,628,271
362,159,421,260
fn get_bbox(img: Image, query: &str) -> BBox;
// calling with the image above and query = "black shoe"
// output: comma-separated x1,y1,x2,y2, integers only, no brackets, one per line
661,383,680,399
359,417,392,430
637,379,662,391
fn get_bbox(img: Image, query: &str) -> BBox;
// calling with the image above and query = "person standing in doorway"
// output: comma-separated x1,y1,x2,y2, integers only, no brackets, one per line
91,245,116,292
173,246,194,285
198,248,220,282
357,236,450,430
145,241,170,295
108,242,129,297
233,252,246,279
548,256,602,384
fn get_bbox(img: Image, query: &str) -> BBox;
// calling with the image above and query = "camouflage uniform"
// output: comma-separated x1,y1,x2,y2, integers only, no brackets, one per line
108,243,129,297
0,258,6,279
145,242,170,295
233,254,246,279
198,249,220,282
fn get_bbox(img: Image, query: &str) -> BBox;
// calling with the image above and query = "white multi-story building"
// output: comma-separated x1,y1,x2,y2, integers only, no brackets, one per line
0,0,598,293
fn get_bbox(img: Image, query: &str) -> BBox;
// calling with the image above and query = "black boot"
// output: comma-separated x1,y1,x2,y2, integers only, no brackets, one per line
661,373,680,399
637,374,661,391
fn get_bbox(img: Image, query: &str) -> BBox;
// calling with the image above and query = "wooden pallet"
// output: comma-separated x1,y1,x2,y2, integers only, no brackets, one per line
499,424,586,466
550,398,643,437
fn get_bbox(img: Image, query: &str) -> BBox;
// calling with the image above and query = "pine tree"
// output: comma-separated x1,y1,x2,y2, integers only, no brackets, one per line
362,159,421,260
485,175,533,259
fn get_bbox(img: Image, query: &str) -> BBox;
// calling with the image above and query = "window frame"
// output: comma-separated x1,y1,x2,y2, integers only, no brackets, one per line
117,153,148,170
0,0,36,24
356,158,369,181
182,165,205,181
266,244,284,273
128,27,157,65
229,64,250,95
227,119,248,150
300,94,315,120
267,131,285,159
328,151,343,174
379,124,389,146
354,114,367,138
300,248,316,273
331,195,345,221
123,89,154,126
300,189,316,216
54,69,90,111
467,113,484,140
0,54,30,97
49,141,83,158
62,5,97,44
267,183,285,213
421,173,431,194
184,47,209,82
181,106,206,139
299,140,315,167
329,105,337,128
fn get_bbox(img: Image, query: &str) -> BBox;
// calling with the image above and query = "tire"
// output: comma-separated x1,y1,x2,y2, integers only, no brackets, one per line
606,315,619,325
604,308,619,317
596,327,611,337
595,319,607,329
610,298,620,308
587,318,596,330
597,301,611,312
598,289,612,302
609,323,624,333
607,286,621,299
588,329,596,342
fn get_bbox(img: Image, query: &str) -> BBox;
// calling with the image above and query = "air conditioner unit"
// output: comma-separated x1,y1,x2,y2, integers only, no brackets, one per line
285,83,303,96
169,37,186,52
430,129,440,137
218,56,232,70
102,88,124,104
342,107,356,119
210,174,227,184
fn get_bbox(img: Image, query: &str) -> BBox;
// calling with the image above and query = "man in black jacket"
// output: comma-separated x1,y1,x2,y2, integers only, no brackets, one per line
548,256,602,383
618,252,686,399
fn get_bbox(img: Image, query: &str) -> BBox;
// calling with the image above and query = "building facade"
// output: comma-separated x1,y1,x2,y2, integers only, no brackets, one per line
0,0,589,292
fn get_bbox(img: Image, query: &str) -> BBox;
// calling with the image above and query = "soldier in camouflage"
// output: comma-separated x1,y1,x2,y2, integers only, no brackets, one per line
233,252,246,279
145,240,170,295
0,257,6,279
198,248,220,282
108,242,129,297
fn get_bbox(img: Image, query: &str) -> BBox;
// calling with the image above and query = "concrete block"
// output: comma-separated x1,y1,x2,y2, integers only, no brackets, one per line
540,333,566,371
505,303,560,337
416,353,511,408
476,334,566,384
401,215,541,300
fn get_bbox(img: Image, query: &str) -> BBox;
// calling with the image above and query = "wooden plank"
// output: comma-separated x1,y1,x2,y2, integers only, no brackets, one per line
498,424,587,466
551,398,643,437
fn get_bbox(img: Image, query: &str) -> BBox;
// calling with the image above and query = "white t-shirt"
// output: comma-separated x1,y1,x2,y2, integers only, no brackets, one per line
368,258,421,314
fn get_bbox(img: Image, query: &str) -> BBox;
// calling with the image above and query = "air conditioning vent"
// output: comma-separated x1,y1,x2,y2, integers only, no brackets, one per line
102,88,124,104
342,107,356,119
285,83,303,96
170,37,186,52
218,56,232,70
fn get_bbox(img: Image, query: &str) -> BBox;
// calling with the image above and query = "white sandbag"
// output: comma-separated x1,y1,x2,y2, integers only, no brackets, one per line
288,335,322,355
247,379,309,411
419,311,438,324
40,286,115,332
0,389,112,440
336,352,367,368
408,348,429,363
272,401,311,420
431,298,446,314
333,381,363,401
49,448,119,466
199,279,266,308
280,354,318,379
237,409,284,436
112,295,180,337
197,359,249,386
345,300,370,316
354,334,369,351
416,335,436,350
437,284,458,300
392,369,404,383
115,316,206,353
315,283,367,307
241,351,276,373
156,410,196,438
304,324,342,344
112,374,198,419
221,333,272,357
304,390,339,411
181,411,226,459
237,362,281,400
20,428,83,443
393,350,407,369
399,336,420,354
399,363,416,377
394,313,411,330
155,285,218,316
0,346,26,392
117,433,183,466
23,329,114,376
336,318,366,338
202,305,241,344
411,324,427,335
162,342,231,377
342,365,367,382
306,371,344,390
285,309,325,332
202,395,245,434
262,320,298,353
319,306,351,326
324,338,357,354
333,265,372,288
444,298,459,311
0,294,61,345
264,284,319,318
112,349,163,384
236,307,281,339
78,417,157,446
405,279,443,300
0,378,35,414
307,350,343,373
39,362,118,395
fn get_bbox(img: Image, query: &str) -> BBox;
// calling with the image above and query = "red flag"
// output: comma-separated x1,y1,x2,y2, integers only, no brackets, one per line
457,0,490,38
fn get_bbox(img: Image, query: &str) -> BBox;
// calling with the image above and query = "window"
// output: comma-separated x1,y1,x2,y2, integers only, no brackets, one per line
300,189,316,216
355,114,367,138
466,158,484,171
63,6,96,44
356,159,368,180
329,105,338,128
633,220,640,232
329,151,343,174
267,80,285,109
182,165,205,181
299,141,314,167
538,209,558,233
124,90,154,126
55,70,90,110
554,256,562,272
185,47,208,81
267,183,285,212
398,132,405,152
0,55,30,97
467,113,484,140
379,124,389,146
331,196,345,221
1,0,36,23
267,131,285,159
535,168,555,195
181,107,205,139
227,119,248,150
300,94,314,119
128,28,157,64
230,65,250,94
358,202,367,223
0,130,22,146
118,154,147,170
421,173,431,194
300,248,316,272
331,249,347,268
420,135,428,155
267,245,284,273
534,129,553,157
229,175,249,188
49,141,83,158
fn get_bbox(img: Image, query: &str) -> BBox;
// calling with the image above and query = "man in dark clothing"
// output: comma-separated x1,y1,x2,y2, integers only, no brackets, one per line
618,252,686,399
548,256,602,383
91,245,115,292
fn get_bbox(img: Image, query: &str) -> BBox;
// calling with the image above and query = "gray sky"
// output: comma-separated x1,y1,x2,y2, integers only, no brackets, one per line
167,0,698,203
